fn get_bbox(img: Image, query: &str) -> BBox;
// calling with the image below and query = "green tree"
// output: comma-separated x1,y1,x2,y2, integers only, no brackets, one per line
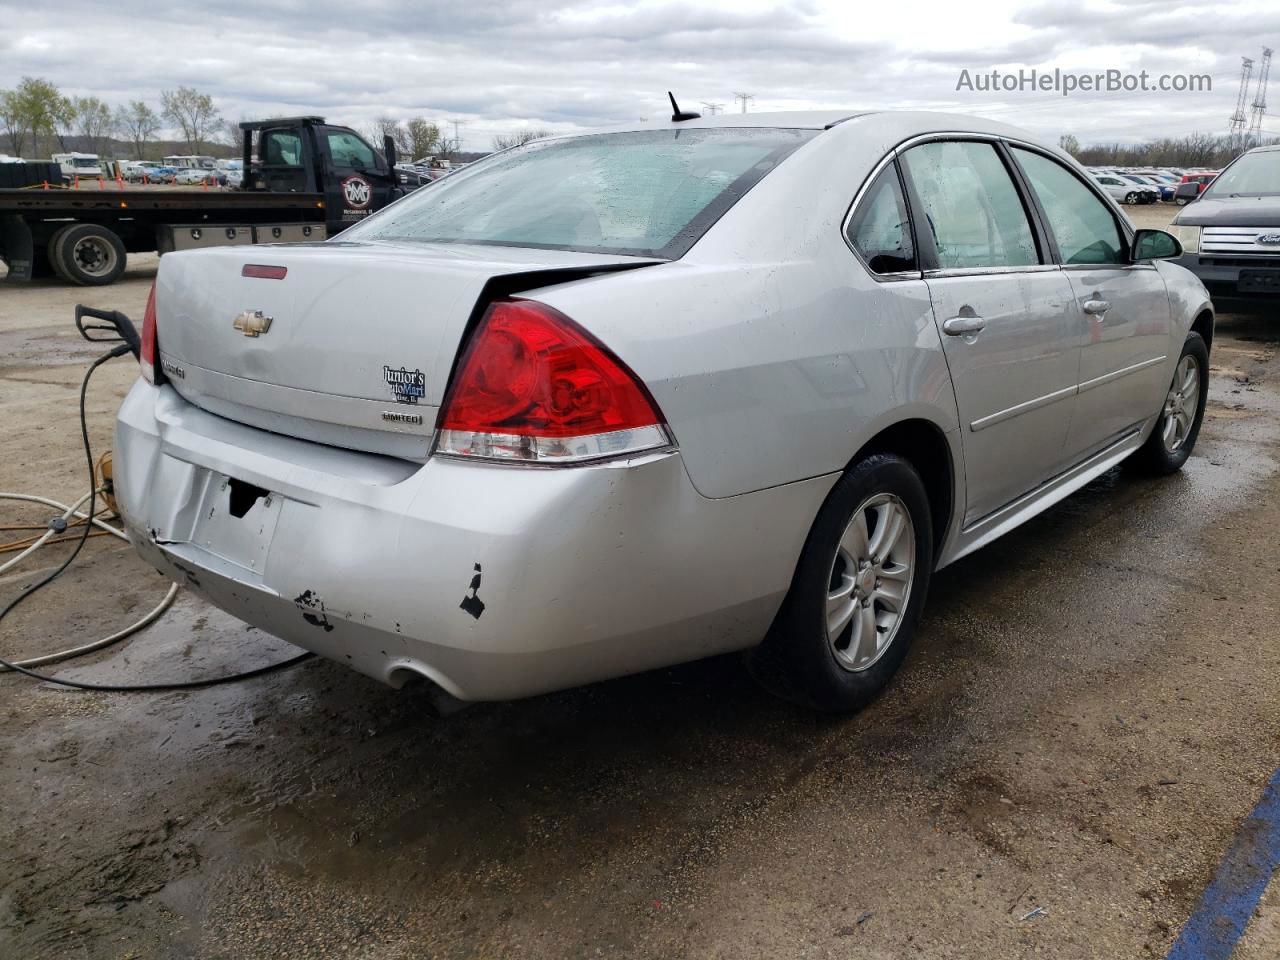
161,86,220,153
0,89,26,156
9,77,67,158
1058,133,1080,155
404,118,441,160
116,101,160,160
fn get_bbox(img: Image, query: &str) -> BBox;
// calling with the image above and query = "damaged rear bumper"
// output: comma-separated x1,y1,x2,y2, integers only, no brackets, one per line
113,382,834,701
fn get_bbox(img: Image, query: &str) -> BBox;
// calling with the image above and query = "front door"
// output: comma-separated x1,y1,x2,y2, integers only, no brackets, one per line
1008,147,1172,459
317,126,397,235
901,138,1083,525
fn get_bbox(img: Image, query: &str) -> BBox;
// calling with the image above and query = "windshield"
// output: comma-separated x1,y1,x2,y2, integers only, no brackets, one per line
73,158,97,169
1205,151,1280,197
343,127,817,258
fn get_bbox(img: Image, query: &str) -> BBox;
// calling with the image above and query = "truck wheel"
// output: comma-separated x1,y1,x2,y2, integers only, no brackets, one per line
52,223,127,285
46,225,74,281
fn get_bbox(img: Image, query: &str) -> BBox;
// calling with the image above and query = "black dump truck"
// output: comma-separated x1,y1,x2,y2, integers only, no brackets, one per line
0,117,421,285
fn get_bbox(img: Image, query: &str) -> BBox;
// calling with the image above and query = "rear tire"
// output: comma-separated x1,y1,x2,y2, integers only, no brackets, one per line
748,453,934,712
46,224,75,281
1132,332,1209,475
53,223,126,285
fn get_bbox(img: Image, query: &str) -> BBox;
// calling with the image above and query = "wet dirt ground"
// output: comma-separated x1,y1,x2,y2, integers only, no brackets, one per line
2,217,1279,958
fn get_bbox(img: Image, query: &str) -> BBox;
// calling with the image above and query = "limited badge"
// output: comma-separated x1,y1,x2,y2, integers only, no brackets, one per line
383,365,426,404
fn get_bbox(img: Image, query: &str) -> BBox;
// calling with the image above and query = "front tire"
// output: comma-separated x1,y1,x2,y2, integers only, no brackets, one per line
52,223,127,285
748,453,934,712
1133,332,1209,474
1125,191,1140,205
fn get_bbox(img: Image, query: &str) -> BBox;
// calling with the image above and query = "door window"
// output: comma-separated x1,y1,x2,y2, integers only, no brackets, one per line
1012,148,1126,265
901,140,1039,270
327,131,377,171
263,130,302,167
846,166,916,274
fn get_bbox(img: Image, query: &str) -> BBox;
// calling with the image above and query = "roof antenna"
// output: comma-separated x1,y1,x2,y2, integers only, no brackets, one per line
668,92,701,122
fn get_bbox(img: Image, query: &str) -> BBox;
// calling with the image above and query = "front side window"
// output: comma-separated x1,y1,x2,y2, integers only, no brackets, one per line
1012,148,1126,265
327,131,377,170
344,128,817,259
846,166,916,274
901,140,1039,270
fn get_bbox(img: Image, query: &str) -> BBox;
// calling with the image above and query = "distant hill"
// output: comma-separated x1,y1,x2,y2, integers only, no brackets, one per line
0,133,236,162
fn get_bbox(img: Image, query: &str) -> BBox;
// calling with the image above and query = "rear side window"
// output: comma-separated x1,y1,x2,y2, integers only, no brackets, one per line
1012,148,1125,265
343,128,817,259
846,166,916,274
901,141,1039,270
263,130,302,167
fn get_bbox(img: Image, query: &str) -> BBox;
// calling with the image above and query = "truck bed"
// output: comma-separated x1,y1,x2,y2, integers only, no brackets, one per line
0,187,325,216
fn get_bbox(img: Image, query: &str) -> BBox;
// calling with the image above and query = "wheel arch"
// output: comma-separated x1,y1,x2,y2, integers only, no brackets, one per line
846,417,956,563
1191,308,1214,354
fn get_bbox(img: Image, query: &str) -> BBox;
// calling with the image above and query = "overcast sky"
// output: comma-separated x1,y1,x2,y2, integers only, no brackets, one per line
3,0,1278,150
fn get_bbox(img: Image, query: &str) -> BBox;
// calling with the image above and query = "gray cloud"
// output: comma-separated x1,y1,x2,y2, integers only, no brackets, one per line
1,0,1274,148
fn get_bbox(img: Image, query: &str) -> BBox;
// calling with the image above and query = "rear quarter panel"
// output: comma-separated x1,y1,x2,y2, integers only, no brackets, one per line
534,124,961,500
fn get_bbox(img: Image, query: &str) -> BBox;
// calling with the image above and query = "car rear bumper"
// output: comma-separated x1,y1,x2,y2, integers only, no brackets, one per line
1173,253,1280,302
114,382,833,700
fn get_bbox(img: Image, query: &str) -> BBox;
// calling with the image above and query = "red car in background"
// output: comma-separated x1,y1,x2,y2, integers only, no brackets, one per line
1175,172,1217,205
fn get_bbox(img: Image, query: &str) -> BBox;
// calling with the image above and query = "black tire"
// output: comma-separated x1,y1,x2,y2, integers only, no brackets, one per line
45,224,75,281
1132,332,1209,475
747,453,934,712
53,223,127,286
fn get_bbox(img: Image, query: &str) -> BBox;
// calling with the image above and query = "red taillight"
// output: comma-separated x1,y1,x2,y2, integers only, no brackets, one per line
436,300,670,464
139,280,159,384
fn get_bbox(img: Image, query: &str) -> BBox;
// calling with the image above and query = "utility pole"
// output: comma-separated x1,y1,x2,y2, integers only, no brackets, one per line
447,118,466,156
732,92,754,114
1248,48,1273,148
1228,56,1254,153
701,101,724,116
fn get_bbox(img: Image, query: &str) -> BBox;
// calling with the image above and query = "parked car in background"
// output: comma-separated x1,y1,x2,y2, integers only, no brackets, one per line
1170,144,1280,303
1121,174,1175,201
1093,173,1159,204
175,167,216,185
114,111,1212,712
1175,172,1217,204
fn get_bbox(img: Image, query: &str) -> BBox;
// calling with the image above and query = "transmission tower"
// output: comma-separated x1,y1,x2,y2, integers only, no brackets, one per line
1247,48,1273,147
701,101,724,116
732,92,755,113
1228,56,1254,152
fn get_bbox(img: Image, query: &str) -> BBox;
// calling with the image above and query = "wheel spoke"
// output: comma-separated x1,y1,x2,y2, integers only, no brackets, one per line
852,602,879,663
868,502,905,560
1162,415,1177,447
840,509,870,560
827,593,856,640
873,577,906,612
1180,360,1198,395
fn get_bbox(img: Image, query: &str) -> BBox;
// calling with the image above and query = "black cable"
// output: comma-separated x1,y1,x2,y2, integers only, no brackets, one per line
0,347,313,691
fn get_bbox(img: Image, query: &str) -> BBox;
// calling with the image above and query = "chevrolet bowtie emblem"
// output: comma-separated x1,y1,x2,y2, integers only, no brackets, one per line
233,310,273,337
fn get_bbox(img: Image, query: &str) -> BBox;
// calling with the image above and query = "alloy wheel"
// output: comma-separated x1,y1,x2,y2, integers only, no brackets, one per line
826,493,916,672
1161,354,1201,452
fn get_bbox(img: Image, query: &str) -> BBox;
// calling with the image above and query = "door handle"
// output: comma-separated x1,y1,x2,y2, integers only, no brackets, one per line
1083,299,1110,316
942,315,987,336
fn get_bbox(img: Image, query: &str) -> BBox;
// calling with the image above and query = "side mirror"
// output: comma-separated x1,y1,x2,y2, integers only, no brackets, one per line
1132,229,1182,262
383,134,398,173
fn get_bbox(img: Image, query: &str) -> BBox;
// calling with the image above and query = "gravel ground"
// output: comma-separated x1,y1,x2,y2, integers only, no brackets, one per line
2,209,1279,959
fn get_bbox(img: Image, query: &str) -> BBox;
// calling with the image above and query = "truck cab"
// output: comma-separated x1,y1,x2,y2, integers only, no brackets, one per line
242,118,402,235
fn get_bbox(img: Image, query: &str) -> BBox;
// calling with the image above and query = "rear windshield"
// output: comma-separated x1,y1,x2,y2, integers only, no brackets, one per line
1205,151,1280,198
342,128,817,259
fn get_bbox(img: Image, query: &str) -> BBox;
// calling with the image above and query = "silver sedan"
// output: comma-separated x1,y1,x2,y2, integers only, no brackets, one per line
114,111,1213,711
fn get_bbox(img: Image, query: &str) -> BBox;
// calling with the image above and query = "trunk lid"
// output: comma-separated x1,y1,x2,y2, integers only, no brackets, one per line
154,241,658,459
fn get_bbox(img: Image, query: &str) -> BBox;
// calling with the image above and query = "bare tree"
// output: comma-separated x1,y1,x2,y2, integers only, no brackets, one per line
116,101,160,160
492,127,553,151
71,96,116,155
161,86,220,153
1058,133,1080,155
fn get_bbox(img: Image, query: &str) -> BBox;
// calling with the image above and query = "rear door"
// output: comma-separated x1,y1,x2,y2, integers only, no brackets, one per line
256,125,313,194
900,138,1083,525
1009,146,1172,460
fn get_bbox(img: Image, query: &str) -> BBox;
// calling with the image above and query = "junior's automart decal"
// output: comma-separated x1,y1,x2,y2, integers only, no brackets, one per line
341,174,372,212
